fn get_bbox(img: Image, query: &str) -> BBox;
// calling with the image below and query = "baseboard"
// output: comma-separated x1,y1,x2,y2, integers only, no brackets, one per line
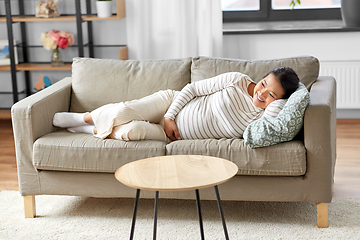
336,109,360,119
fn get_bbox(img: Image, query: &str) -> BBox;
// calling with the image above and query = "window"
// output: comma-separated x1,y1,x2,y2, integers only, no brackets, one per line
222,0,342,22
272,0,340,9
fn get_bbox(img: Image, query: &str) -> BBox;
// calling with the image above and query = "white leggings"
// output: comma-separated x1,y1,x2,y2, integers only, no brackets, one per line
90,89,178,142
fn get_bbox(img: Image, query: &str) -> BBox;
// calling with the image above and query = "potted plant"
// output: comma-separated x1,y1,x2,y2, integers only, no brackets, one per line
290,0,301,8
290,0,360,28
341,0,360,27
96,0,113,18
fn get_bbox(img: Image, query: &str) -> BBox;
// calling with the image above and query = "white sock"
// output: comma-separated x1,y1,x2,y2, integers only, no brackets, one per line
53,112,87,128
67,125,95,135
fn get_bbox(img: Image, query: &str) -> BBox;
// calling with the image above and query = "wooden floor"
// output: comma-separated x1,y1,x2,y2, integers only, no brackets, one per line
0,119,19,191
332,120,360,198
1,119,360,198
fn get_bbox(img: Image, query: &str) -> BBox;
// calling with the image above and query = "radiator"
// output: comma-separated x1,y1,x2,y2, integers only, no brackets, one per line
319,61,360,109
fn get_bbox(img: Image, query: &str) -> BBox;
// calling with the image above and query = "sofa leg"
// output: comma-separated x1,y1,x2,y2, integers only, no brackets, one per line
317,203,328,228
24,195,36,218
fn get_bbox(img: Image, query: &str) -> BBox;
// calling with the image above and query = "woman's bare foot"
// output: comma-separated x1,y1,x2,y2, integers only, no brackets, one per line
84,113,94,125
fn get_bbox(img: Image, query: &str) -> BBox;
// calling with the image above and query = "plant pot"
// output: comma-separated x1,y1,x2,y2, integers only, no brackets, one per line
341,0,360,27
96,1,113,18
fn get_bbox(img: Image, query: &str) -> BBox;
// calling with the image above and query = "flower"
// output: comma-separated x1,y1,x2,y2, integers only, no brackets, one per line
41,32,57,50
49,33,60,44
59,31,75,46
58,37,69,49
41,29,74,50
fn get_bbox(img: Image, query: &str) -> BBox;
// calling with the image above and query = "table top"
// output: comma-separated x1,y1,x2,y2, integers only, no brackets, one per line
114,155,238,192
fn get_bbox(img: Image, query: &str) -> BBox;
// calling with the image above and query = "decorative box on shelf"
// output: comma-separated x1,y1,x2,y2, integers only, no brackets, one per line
35,0,60,18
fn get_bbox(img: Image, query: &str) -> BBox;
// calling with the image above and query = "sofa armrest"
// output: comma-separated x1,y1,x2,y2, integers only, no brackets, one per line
11,77,72,195
303,76,336,202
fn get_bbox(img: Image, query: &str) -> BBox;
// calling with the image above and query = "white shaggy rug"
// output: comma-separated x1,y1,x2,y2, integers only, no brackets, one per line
0,190,359,240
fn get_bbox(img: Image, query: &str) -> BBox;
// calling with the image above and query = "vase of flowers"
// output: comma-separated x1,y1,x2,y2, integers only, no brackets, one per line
40,29,74,66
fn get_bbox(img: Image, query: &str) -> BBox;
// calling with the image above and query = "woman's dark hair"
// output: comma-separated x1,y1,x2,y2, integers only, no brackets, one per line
264,67,300,99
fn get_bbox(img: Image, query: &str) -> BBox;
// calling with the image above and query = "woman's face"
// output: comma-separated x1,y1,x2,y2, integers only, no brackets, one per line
253,73,285,109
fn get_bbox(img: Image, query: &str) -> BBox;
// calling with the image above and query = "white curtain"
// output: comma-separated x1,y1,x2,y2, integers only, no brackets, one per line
125,0,223,59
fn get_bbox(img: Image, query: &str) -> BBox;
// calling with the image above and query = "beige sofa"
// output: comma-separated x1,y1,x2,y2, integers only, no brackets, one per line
11,56,336,228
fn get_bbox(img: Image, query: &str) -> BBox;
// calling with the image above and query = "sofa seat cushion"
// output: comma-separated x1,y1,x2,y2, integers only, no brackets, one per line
33,131,166,173
166,139,306,176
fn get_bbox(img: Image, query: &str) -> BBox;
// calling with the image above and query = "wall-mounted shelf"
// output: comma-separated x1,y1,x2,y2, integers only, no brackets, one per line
12,15,77,22
0,65,11,71
17,63,73,71
0,63,72,71
1,0,125,22
8,13,124,22
1,0,127,105
0,109,12,119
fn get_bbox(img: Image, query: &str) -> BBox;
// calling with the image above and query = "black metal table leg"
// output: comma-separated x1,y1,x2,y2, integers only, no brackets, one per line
214,185,229,240
130,189,141,240
153,191,159,240
195,189,205,240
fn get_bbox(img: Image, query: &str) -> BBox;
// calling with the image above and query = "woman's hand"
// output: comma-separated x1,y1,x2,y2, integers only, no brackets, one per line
164,117,181,141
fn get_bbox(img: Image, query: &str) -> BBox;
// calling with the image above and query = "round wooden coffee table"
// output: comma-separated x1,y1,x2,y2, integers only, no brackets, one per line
115,155,238,240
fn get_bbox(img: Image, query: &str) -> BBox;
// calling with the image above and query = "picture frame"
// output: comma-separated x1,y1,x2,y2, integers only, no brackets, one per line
0,40,18,66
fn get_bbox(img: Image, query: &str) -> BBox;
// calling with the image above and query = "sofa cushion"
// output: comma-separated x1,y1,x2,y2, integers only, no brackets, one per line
70,57,192,113
191,56,319,90
33,131,166,173
243,83,309,148
166,139,306,176
34,132,306,176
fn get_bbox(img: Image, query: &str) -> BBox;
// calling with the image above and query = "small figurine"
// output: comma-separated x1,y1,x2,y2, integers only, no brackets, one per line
34,75,51,91
36,0,60,18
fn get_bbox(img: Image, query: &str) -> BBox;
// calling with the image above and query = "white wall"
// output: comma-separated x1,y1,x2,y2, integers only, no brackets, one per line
223,31,360,118
223,32,360,61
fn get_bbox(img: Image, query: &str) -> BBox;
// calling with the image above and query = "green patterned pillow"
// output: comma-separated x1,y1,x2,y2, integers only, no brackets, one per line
243,83,309,148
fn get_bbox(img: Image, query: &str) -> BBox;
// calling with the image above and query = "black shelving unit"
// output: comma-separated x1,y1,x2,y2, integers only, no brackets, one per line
2,0,127,105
